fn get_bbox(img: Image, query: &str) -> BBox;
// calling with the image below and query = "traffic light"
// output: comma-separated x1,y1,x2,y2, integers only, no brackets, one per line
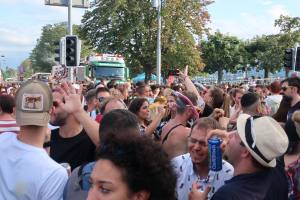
54,37,66,65
284,48,293,69
65,35,81,67
296,47,300,71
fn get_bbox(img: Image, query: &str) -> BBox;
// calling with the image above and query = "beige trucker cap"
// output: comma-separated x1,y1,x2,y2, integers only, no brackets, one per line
15,80,53,126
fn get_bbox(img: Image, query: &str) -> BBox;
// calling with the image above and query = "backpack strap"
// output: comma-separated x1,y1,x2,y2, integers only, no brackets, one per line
162,124,184,144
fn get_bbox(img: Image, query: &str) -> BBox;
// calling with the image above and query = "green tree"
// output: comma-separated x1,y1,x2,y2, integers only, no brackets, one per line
200,32,242,83
275,15,300,33
246,35,283,78
79,0,212,81
30,22,93,73
19,58,33,78
2,67,18,80
275,15,300,76
274,15,300,52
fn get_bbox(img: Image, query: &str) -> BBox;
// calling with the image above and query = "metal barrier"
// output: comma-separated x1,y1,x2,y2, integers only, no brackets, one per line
193,77,284,86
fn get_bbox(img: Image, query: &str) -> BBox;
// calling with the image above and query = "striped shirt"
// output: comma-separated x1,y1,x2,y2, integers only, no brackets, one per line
0,120,19,134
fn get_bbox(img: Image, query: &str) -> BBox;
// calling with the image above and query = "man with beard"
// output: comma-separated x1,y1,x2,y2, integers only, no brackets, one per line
172,117,233,200
281,77,300,153
49,86,96,170
189,114,289,200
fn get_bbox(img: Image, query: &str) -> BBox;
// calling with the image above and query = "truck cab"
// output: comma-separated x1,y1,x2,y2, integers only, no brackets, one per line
87,54,129,82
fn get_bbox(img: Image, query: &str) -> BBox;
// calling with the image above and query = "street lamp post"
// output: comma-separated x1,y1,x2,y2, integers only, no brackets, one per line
68,0,73,35
152,0,161,85
0,55,5,70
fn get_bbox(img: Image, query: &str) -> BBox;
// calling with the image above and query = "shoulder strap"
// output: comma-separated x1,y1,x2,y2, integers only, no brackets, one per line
162,124,184,145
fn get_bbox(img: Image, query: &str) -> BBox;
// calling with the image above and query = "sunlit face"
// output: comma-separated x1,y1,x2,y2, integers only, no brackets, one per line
87,159,134,200
234,92,243,106
97,91,111,108
144,86,151,98
188,127,209,165
167,95,176,112
50,92,68,126
203,90,212,105
281,81,293,98
255,87,263,97
137,101,150,121
224,131,243,166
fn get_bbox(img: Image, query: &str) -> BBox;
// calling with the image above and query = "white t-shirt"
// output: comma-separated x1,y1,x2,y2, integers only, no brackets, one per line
0,133,68,200
172,153,234,200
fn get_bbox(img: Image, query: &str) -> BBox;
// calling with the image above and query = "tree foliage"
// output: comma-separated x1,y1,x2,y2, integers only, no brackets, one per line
19,58,33,78
245,35,283,78
79,0,212,80
275,15,300,33
200,32,242,82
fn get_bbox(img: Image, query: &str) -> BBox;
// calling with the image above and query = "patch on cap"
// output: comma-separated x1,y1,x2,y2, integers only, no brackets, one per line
21,93,43,111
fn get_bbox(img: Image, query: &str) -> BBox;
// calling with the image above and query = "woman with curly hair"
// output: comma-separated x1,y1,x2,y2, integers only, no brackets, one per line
87,135,177,200
129,97,165,136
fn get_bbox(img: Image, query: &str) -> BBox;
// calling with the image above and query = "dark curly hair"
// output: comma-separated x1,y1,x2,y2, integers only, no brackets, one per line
99,109,140,143
128,97,148,115
96,135,177,200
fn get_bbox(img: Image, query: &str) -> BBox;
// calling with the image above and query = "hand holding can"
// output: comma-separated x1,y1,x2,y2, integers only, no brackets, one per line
208,137,222,171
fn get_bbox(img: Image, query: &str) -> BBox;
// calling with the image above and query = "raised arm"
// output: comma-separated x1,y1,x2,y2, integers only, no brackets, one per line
179,66,205,107
57,82,100,147
144,106,165,136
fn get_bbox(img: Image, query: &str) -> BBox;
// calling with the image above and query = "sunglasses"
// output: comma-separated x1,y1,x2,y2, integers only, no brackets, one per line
98,97,105,102
281,86,292,91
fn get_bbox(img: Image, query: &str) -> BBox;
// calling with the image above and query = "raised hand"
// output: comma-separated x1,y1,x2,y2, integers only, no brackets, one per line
56,82,83,114
206,129,231,152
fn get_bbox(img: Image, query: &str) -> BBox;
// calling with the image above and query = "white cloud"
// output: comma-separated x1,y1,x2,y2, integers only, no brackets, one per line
267,4,289,18
0,1,86,67
0,27,37,47
209,12,280,39
209,2,292,40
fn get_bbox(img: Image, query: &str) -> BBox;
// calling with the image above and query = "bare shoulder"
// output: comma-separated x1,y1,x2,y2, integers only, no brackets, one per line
176,126,190,135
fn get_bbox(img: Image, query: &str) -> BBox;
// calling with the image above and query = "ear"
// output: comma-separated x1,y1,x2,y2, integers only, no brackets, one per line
49,106,55,115
186,107,193,117
132,191,150,200
293,87,299,94
93,98,98,104
240,148,251,159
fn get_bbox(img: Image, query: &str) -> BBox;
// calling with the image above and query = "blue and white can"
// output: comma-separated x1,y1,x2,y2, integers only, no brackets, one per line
208,137,222,171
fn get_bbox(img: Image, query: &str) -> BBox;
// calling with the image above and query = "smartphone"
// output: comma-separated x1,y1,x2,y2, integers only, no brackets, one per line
168,69,180,76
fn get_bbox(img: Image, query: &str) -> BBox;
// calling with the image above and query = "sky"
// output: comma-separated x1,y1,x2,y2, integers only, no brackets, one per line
0,0,298,68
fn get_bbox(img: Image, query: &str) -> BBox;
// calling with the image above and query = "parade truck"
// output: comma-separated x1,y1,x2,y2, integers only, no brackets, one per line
87,54,129,82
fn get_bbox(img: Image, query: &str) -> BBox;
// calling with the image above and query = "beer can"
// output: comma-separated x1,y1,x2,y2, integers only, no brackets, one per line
208,137,222,171
60,162,71,176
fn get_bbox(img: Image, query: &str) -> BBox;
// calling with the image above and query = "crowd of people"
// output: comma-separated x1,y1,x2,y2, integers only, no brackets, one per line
1,68,300,200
